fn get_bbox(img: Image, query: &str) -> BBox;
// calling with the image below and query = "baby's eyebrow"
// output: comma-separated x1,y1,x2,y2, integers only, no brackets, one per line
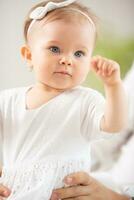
47,40,61,45
77,46,89,52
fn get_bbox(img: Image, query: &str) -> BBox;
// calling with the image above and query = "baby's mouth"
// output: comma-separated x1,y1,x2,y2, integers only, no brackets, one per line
54,71,72,77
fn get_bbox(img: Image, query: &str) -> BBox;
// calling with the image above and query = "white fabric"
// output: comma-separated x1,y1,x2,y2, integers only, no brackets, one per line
30,0,77,20
91,135,134,196
0,85,111,200
108,135,134,196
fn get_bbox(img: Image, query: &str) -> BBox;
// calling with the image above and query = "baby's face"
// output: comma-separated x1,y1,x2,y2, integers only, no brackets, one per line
28,19,95,90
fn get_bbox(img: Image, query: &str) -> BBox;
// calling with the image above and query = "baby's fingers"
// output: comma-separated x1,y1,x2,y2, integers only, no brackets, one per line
91,56,106,74
91,56,120,76
103,61,115,76
90,56,100,72
0,184,11,198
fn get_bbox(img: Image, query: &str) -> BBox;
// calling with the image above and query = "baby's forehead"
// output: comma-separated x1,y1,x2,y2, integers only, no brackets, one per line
27,15,95,47
28,20,95,49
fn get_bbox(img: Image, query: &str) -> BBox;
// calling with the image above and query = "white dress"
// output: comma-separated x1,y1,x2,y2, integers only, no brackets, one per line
0,85,111,200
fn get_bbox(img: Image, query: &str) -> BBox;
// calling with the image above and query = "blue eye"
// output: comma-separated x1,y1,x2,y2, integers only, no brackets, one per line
49,46,60,53
74,51,85,58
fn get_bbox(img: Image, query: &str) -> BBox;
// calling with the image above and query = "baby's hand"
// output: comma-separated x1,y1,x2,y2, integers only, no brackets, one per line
91,55,121,86
0,184,11,198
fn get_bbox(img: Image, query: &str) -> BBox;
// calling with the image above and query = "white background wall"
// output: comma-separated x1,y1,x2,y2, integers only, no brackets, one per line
0,0,134,89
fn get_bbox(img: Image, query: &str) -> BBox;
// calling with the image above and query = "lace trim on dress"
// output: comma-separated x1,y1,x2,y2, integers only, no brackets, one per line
0,158,90,200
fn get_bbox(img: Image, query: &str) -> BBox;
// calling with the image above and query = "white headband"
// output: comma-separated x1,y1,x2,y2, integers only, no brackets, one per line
27,0,95,34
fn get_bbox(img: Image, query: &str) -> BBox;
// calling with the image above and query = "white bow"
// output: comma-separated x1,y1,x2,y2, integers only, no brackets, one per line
30,0,77,20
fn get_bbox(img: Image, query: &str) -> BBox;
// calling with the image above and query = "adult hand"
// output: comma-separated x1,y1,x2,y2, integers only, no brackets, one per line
50,172,130,200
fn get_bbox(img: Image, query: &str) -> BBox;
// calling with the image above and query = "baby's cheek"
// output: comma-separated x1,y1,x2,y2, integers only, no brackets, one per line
74,70,88,84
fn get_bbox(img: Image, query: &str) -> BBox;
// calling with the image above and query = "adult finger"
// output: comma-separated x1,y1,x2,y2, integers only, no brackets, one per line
0,184,11,197
63,171,93,186
51,185,91,199
64,196,89,200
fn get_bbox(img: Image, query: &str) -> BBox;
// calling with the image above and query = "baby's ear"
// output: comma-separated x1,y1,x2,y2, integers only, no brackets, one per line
20,45,32,65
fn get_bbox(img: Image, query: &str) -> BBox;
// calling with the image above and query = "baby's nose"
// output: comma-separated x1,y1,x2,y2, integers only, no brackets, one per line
59,57,72,66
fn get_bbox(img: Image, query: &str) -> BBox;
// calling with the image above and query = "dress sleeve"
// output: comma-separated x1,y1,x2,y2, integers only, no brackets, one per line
80,90,114,141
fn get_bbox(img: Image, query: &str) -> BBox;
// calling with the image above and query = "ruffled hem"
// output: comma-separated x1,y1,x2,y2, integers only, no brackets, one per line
0,158,91,200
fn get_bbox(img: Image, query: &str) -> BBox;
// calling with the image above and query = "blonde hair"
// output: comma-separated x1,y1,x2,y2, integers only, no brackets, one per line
23,0,99,43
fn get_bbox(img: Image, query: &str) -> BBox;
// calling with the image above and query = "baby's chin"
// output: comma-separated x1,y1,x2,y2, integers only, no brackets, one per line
51,82,79,91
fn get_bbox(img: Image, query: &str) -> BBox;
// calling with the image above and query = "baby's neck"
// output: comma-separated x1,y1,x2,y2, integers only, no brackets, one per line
25,83,66,110
34,82,66,94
